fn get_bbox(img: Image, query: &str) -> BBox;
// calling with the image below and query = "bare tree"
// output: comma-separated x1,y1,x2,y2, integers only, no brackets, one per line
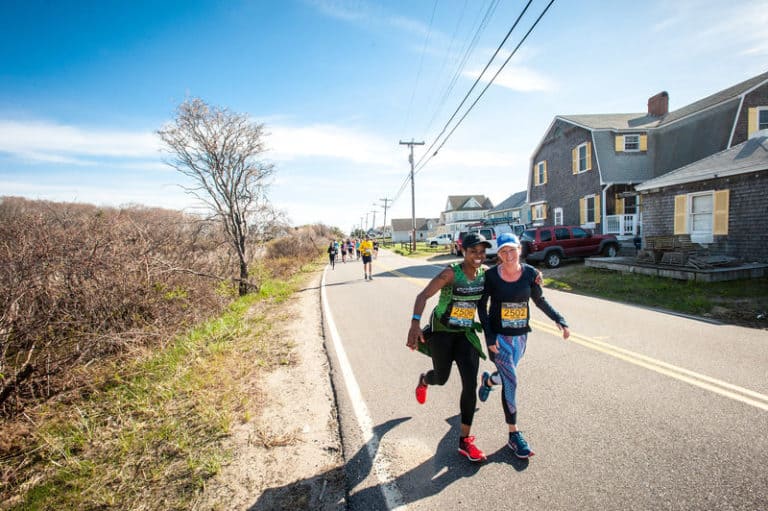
158,98,274,295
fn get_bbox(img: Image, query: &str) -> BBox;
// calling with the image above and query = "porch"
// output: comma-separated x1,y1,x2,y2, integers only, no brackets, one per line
604,213,639,237
585,256,768,282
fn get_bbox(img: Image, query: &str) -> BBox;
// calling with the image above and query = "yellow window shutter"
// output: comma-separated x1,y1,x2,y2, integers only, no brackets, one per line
673,195,688,235
615,135,623,152
616,196,625,215
543,160,548,184
572,147,578,174
595,194,601,223
533,166,539,186
713,189,730,235
586,142,592,170
640,134,648,151
542,204,547,220
579,197,585,224
748,108,758,137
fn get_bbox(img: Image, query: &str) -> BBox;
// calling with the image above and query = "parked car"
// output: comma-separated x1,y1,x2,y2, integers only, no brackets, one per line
426,232,453,247
520,225,619,268
451,230,468,256
466,224,526,257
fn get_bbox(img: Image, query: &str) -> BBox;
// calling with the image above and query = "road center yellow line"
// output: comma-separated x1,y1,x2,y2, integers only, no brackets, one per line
380,260,768,412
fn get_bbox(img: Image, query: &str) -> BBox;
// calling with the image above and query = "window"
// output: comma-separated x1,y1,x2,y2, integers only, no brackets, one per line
573,142,592,173
690,192,713,242
531,203,547,221
554,207,563,225
540,229,552,242
535,160,547,186
554,227,570,240
579,144,588,171
571,227,589,239
674,190,730,240
624,134,640,151
760,108,768,131
585,196,596,223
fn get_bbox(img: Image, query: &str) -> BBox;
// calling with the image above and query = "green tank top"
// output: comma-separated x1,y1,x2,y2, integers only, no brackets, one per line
433,263,486,332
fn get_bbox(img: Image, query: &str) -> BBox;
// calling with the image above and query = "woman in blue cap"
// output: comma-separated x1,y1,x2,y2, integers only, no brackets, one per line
478,232,570,459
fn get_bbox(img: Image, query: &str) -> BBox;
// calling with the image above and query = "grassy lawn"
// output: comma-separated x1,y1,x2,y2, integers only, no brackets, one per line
540,263,767,328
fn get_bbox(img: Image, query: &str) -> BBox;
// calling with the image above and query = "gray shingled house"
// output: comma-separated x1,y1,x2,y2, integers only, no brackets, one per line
635,135,768,263
486,190,529,225
528,71,768,242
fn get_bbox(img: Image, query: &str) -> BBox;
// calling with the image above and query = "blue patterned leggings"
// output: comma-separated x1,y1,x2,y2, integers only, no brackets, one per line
489,333,528,425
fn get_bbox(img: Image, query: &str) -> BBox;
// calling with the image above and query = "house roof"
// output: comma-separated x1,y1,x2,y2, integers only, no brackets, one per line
445,195,493,211
659,71,768,126
391,217,437,231
489,190,527,212
557,70,768,132
635,135,768,190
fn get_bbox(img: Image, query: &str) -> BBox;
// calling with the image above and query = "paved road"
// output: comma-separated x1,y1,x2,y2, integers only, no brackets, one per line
322,249,768,511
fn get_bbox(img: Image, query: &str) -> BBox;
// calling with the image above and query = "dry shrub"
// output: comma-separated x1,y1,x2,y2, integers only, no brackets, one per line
263,224,332,267
0,197,236,418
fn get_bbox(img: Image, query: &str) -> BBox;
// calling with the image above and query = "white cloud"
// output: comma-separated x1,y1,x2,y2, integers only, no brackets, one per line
0,120,162,164
463,64,556,92
268,123,397,165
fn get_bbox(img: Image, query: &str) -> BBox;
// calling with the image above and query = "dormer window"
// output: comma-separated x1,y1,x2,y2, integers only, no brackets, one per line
760,108,768,130
624,134,640,151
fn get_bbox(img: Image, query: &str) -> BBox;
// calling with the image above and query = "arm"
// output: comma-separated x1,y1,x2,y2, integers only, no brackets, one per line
530,283,570,340
406,267,454,350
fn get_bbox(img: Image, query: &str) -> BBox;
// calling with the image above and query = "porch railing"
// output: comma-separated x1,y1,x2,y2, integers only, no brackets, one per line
605,214,639,235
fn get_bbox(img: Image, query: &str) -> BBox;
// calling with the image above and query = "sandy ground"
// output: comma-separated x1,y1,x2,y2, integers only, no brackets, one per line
193,271,346,510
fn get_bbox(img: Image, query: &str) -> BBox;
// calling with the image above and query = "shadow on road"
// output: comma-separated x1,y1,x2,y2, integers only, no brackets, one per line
249,414,527,510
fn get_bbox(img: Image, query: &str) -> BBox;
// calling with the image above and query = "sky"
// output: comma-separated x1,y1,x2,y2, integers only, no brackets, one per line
1,0,767,233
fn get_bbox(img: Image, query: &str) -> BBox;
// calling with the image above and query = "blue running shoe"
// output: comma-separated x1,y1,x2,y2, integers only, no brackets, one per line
508,431,534,458
478,371,494,402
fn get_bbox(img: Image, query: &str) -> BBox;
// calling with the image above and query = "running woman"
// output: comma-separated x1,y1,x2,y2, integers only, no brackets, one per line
477,233,570,459
406,232,492,462
359,235,374,280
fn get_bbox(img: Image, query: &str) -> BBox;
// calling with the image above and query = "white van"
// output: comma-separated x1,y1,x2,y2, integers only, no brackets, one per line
467,224,525,256
426,233,453,246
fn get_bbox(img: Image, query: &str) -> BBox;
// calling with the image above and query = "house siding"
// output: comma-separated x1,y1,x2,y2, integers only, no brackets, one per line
640,170,768,262
530,120,602,227
733,83,768,144
651,99,738,178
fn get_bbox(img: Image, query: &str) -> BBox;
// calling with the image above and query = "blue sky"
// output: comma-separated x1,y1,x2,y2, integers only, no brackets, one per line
1,0,766,232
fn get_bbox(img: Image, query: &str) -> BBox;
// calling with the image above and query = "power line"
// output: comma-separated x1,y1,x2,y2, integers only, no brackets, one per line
414,0,534,171
415,0,556,175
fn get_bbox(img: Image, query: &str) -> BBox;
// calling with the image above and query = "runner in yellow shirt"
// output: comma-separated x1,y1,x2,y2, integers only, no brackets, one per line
359,235,375,280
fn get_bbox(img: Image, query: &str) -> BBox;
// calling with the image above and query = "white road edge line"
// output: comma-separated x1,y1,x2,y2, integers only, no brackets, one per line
321,267,407,511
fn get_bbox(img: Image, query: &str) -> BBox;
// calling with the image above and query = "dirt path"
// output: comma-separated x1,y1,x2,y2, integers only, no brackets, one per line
193,270,346,510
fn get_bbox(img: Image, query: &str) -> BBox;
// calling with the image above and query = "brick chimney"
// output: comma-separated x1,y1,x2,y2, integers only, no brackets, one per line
648,91,669,117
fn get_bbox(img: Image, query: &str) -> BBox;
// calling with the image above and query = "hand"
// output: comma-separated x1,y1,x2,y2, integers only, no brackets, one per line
558,324,570,340
489,342,499,354
535,269,543,285
406,323,424,350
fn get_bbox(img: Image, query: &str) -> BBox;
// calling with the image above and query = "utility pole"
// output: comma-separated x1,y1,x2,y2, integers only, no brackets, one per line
371,206,377,234
399,139,424,251
379,197,392,237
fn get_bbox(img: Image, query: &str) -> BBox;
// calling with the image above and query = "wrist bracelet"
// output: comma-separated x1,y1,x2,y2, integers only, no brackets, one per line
412,314,421,321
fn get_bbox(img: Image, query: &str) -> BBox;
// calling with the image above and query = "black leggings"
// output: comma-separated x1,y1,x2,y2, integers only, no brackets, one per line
424,330,480,427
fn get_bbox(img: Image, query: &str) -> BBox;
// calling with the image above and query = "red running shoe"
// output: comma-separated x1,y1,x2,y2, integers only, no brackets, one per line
415,373,427,404
458,435,486,462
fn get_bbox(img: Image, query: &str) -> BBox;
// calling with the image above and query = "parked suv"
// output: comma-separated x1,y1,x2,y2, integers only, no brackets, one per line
451,230,468,256
520,226,619,268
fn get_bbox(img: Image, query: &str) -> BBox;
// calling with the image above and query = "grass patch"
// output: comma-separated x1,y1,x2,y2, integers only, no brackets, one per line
543,266,768,325
3,268,313,510
393,244,451,258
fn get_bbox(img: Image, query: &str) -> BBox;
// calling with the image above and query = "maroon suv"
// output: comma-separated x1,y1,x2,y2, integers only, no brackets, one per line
520,226,619,268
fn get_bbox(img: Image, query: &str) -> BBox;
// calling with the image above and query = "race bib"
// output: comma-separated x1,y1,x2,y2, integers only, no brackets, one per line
501,302,527,329
448,301,476,328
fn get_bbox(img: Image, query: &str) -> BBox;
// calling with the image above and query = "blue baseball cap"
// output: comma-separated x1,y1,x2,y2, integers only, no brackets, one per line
497,232,521,250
